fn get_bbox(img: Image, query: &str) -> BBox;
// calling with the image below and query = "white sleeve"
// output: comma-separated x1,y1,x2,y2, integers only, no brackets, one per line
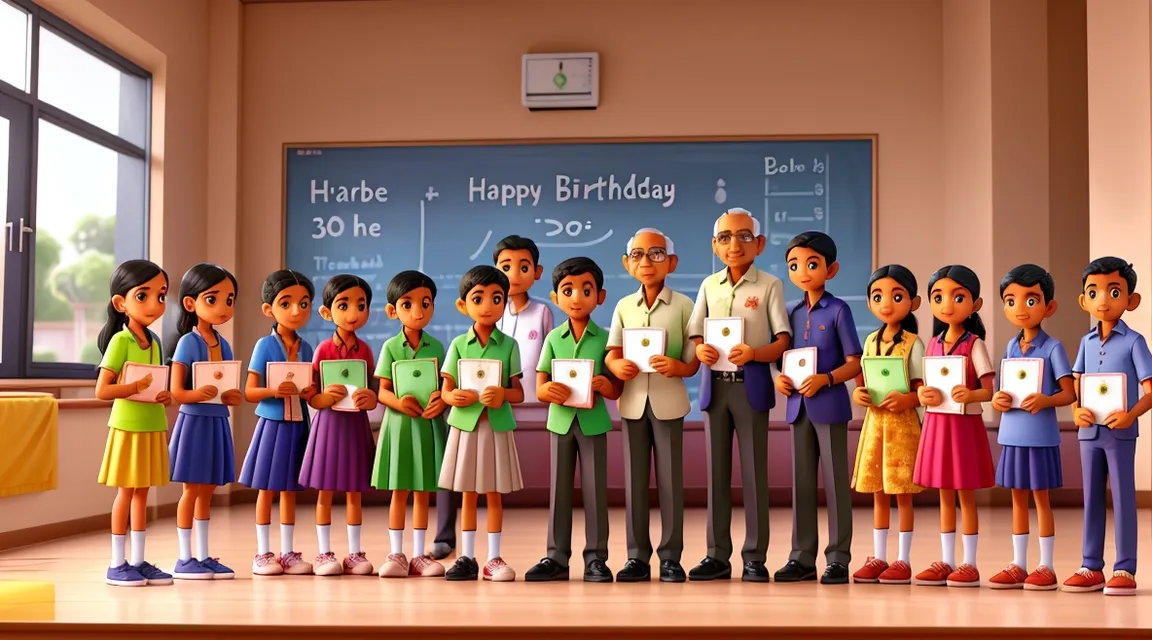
907,337,926,381
970,338,995,378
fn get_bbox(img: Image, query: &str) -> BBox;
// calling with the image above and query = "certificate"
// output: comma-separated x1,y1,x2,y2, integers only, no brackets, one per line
193,360,242,405
553,358,595,409
622,328,665,374
705,317,744,372
319,359,368,412
458,358,502,394
923,356,967,414
1080,372,1126,424
121,363,168,403
782,347,817,383
1000,358,1044,409
392,358,439,406
861,356,908,405
267,362,312,421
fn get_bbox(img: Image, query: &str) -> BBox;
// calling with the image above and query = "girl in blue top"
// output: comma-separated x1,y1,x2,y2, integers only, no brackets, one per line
166,263,243,580
240,269,318,576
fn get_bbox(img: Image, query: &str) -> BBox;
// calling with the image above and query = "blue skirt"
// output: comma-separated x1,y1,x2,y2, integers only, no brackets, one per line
995,445,1063,490
169,412,236,485
239,417,309,492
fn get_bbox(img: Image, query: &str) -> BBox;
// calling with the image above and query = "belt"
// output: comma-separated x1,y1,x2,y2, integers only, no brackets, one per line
711,370,744,383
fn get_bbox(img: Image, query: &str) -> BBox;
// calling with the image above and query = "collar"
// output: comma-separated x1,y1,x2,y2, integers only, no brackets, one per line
505,297,538,317
399,329,431,351
466,325,504,346
790,291,831,314
718,266,759,285
560,319,600,340
1014,328,1049,351
332,330,361,353
1090,319,1130,338
633,284,673,307
271,327,300,354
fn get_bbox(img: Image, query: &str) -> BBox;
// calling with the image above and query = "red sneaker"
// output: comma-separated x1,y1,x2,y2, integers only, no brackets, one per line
482,556,515,582
914,561,953,586
852,557,889,583
1104,571,1137,596
1023,565,1058,591
878,560,912,585
988,564,1027,589
946,563,980,588
1061,567,1106,592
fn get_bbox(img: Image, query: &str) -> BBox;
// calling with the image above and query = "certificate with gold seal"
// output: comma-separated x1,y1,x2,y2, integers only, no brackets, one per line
705,317,744,372
622,328,665,374
923,355,967,415
1080,372,1126,424
458,358,502,394
1000,358,1044,409
553,358,595,409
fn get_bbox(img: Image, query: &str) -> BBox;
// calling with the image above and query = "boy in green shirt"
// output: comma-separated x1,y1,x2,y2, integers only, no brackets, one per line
524,257,622,583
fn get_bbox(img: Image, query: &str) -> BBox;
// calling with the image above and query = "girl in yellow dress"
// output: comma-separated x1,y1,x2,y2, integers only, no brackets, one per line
850,264,925,585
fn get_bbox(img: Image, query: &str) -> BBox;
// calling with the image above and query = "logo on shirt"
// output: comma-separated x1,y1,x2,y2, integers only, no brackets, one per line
529,330,539,340
744,296,759,310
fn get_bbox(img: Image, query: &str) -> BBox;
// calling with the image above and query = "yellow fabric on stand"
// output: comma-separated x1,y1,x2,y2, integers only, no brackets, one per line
0,392,59,497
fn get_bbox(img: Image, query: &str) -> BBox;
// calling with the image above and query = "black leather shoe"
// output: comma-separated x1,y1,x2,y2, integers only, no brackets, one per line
616,558,651,583
584,559,613,583
742,560,771,583
688,557,732,581
774,560,818,582
660,560,686,583
445,556,479,581
821,562,850,585
525,558,569,582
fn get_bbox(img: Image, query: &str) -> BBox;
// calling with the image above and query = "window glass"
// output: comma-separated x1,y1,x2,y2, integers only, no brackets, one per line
0,1,30,91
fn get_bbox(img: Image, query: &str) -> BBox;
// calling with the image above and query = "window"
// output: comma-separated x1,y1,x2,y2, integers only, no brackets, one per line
0,0,150,378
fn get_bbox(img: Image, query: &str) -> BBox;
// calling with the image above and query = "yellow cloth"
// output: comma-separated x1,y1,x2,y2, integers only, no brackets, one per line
851,332,923,495
98,429,170,488
0,581,55,621
0,392,58,497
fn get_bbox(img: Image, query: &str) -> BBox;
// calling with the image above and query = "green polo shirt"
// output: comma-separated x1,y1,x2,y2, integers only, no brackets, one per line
442,326,521,432
538,319,612,436
375,331,446,381
99,327,168,433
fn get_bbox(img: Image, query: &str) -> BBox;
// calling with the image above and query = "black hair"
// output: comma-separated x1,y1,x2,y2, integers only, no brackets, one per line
458,265,509,300
492,234,540,266
551,257,604,292
785,230,837,264
165,263,238,361
97,259,168,354
321,274,373,308
1082,256,1138,294
261,269,315,332
927,264,986,341
387,270,437,305
866,264,919,339
999,264,1055,303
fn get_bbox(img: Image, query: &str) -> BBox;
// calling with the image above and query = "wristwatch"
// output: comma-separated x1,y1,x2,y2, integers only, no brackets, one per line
826,373,835,387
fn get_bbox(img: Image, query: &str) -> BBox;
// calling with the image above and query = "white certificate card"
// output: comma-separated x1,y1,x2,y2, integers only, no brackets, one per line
1000,358,1044,409
267,362,312,391
622,328,665,373
705,317,744,372
554,358,595,409
458,358,502,394
121,363,169,403
923,356,967,414
193,360,242,404
1080,372,1126,424
782,347,817,383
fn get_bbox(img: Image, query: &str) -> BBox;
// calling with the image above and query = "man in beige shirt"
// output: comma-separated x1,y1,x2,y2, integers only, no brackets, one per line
606,228,698,584
686,208,791,582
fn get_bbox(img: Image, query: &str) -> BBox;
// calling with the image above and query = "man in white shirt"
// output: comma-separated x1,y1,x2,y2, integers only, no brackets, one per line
493,235,554,403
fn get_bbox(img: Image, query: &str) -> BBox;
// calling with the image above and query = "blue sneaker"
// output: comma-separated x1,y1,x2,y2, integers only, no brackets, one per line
134,561,173,585
173,558,214,580
200,557,235,580
106,562,146,587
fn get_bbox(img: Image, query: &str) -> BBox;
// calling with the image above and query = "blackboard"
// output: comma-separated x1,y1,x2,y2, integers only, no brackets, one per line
284,137,876,422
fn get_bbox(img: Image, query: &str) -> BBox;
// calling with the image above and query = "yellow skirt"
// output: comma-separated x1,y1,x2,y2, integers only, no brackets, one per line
98,428,170,488
851,407,923,495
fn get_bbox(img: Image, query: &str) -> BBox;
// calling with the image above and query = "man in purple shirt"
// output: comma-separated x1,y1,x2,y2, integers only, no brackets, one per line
774,231,862,585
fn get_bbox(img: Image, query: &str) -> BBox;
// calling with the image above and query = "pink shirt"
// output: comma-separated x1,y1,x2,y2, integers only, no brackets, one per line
496,297,553,402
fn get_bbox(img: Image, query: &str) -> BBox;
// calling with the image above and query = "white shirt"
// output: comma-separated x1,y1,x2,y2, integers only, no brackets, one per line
496,296,553,402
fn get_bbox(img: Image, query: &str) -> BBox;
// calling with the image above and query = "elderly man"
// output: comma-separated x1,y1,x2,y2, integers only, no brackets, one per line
687,208,791,582
606,228,698,583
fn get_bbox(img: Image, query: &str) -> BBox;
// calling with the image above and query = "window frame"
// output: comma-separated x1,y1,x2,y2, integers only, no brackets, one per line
0,0,152,380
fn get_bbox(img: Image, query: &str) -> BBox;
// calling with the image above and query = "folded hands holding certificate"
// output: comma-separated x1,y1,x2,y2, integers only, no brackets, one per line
698,317,753,371
192,360,244,406
391,358,446,420
991,358,1046,413
777,347,825,397
1075,372,1131,429
540,359,608,409
121,362,173,405
446,358,506,409
919,356,968,414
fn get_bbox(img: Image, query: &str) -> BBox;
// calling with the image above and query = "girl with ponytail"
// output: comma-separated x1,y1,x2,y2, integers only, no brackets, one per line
912,265,997,589
94,259,173,587
850,265,925,585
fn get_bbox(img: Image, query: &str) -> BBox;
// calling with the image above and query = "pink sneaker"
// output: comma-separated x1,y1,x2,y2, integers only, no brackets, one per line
314,552,343,576
343,552,374,575
252,552,284,576
279,551,313,575
378,553,409,578
483,556,515,582
410,554,446,577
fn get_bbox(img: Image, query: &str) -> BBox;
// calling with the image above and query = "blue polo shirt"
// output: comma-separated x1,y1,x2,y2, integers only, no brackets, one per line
1073,319,1152,441
785,291,862,424
997,329,1072,448
248,331,315,422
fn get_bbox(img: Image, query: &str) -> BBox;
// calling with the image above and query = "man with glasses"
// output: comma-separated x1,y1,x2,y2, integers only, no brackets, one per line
606,228,698,583
686,208,791,582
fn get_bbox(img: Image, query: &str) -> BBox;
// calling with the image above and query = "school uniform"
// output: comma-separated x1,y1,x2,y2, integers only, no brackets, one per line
169,329,237,486
98,328,170,488
995,329,1070,491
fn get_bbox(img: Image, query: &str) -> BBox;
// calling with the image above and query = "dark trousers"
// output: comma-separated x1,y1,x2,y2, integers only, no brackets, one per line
621,401,684,563
788,405,852,566
546,421,610,566
434,489,457,547
704,379,770,563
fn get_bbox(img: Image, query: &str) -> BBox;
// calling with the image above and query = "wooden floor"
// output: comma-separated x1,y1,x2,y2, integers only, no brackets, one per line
0,506,1150,639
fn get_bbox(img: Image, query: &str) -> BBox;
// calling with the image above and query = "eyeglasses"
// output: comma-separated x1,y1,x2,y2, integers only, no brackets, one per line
626,247,669,263
714,231,757,244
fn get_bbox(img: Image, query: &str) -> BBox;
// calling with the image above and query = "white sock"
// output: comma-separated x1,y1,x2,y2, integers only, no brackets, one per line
280,524,295,556
256,524,271,556
177,527,192,562
130,530,146,567
1039,535,1055,569
110,534,126,568
941,532,956,568
389,529,403,556
317,524,332,554
898,531,913,564
347,524,362,554
962,533,978,568
193,519,210,561
462,530,476,559
1012,533,1028,569
488,532,501,561
873,528,889,562
413,529,427,557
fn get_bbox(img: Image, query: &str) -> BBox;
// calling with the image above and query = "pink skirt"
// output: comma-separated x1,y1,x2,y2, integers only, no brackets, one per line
912,411,995,490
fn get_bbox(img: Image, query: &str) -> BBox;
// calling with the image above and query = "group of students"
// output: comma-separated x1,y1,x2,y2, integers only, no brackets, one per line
90,208,1144,596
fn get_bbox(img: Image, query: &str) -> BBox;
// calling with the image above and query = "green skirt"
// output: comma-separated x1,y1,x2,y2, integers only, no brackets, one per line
370,409,445,492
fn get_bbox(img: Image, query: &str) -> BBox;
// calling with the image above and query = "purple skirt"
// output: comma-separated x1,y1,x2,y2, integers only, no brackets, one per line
239,418,309,492
298,409,374,492
995,445,1063,490
169,413,236,485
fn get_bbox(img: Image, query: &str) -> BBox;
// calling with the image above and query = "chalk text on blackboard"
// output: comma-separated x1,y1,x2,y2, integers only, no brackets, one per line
310,179,389,204
469,178,542,207
313,254,385,272
556,174,675,208
764,157,827,175
310,214,382,239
